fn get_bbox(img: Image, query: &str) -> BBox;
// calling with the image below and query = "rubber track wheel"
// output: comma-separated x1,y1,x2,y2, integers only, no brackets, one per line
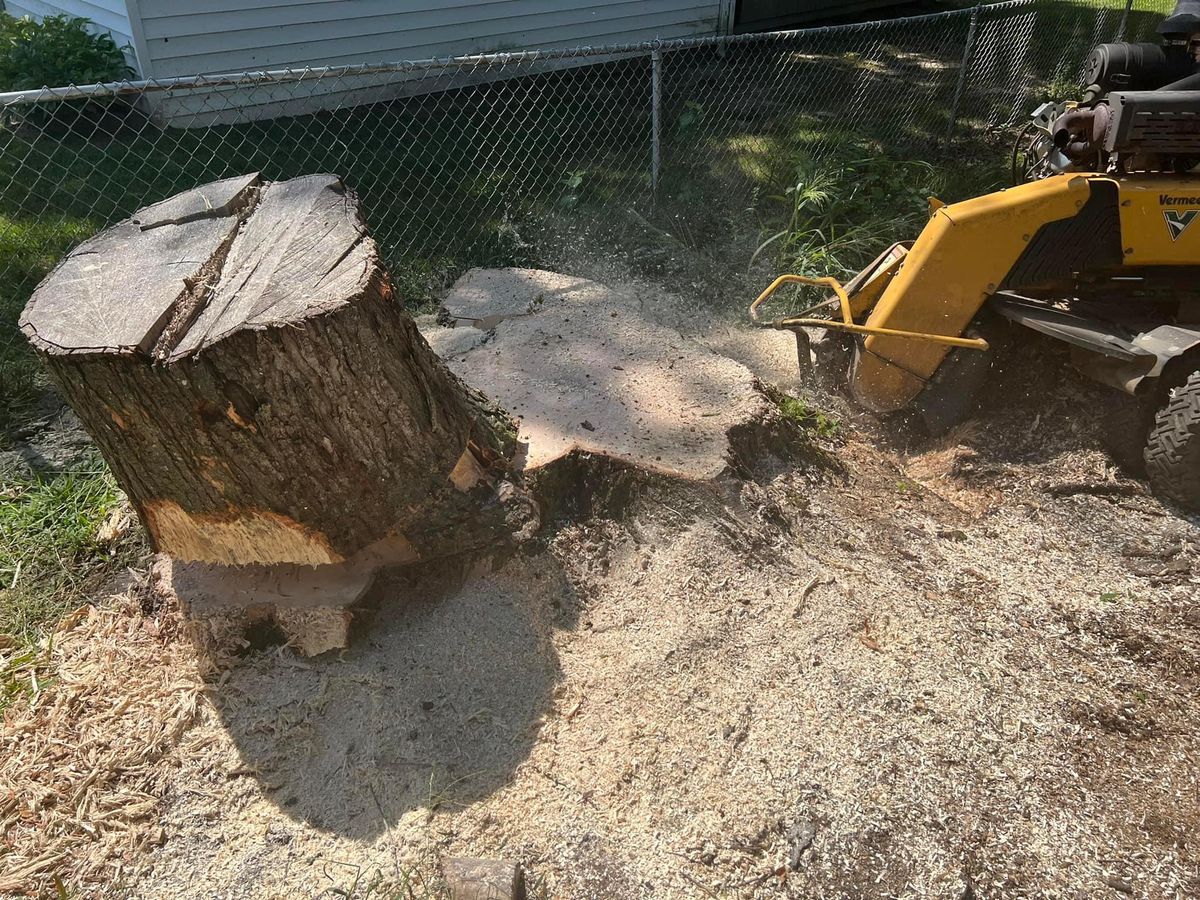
1145,369,1200,511
1101,393,1153,476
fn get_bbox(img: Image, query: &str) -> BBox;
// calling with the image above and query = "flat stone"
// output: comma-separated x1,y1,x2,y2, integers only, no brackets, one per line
443,857,525,900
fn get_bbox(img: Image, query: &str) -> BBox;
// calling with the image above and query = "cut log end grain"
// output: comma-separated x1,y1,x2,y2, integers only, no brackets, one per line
22,174,519,566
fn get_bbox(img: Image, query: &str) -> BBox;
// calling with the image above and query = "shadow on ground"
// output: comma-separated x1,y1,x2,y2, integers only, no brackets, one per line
207,554,579,840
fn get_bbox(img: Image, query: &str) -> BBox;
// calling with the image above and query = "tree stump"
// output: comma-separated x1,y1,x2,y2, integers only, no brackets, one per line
20,173,518,569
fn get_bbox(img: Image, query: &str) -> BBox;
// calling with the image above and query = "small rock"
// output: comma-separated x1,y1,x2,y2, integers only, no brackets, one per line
786,818,816,870
266,823,292,845
443,857,526,900
581,420,596,432
1103,875,1134,895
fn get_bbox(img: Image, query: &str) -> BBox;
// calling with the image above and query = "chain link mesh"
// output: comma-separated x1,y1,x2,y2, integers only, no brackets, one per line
0,0,1178,315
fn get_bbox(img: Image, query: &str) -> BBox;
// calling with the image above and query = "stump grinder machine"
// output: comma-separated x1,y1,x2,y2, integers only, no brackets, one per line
752,1,1200,510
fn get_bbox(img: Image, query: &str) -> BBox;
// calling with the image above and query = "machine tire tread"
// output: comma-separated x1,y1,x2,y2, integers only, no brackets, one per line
1102,393,1154,476
1145,369,1200,510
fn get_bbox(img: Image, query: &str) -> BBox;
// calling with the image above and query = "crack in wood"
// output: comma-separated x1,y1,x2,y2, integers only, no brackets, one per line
149,184,264,361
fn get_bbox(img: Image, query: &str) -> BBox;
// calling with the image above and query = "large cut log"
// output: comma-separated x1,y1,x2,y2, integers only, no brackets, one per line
21,173,517,567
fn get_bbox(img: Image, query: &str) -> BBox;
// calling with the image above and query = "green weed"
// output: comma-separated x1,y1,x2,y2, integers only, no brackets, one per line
0,463,143,649
752,150,940,278
747,143,1007,312
775,392,840,439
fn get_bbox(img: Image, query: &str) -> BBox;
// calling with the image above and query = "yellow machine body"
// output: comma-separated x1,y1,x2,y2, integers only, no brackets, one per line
852,174,1091,410
845,173,1200,411
1118,176,1200,265
748,173,1200,413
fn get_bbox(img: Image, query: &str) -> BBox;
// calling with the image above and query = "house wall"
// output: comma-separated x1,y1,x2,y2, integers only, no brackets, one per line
126,0,727,126
733,0,905,32
134,0,725,78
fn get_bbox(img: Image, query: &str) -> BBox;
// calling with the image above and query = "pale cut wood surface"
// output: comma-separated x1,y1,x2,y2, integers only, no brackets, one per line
20,173,262,357
20,217,237,356
21,172,380,363
132,171,260,231
170,174,370,358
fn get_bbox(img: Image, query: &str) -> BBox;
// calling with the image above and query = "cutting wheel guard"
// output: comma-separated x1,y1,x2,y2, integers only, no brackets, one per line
749,274,990,351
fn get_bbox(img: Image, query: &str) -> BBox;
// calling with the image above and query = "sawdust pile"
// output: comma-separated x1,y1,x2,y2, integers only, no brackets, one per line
0,592,207,894
2,276,1199,898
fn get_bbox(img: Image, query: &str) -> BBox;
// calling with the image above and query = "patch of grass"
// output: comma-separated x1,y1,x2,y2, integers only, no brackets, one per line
0,214,96,437
752,150,943,277
0,463,142,648
309,859,450,900
739,137,1008,314
775,391,840,439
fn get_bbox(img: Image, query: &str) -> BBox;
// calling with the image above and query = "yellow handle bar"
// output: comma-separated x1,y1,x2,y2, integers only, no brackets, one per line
749,274,989,352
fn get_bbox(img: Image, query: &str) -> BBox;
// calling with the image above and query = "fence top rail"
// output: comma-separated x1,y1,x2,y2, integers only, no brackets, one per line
0,0,1035,108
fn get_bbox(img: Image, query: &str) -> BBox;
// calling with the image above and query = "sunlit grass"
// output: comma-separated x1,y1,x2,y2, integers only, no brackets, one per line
0,463,141,649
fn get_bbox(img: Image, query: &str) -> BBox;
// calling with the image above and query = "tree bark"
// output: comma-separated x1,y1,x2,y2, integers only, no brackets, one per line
21,173,517,566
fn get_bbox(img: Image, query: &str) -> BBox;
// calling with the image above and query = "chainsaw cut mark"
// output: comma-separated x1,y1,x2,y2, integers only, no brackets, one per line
142,499,343,566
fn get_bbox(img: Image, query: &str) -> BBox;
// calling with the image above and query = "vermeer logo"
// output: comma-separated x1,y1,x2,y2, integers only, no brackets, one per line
1160,195,1200,206
1164,209,1198,242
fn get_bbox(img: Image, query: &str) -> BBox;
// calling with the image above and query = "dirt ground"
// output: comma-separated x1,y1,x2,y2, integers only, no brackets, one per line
3,276,1199,899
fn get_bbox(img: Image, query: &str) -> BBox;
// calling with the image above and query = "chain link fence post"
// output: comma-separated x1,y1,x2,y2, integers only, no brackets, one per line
945,4,983,143
651,45,663,207
1115,0,1135,41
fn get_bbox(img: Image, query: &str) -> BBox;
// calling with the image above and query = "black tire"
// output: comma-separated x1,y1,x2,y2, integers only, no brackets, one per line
1101,393,1154,476
1145,369,1200,511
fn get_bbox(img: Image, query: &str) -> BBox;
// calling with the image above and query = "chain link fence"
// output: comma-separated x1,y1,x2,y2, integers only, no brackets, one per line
0,0,1176,332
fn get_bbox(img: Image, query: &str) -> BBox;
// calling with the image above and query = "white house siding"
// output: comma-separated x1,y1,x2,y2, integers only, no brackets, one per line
135,0,722,77
134,0,725,126
4,0,137,63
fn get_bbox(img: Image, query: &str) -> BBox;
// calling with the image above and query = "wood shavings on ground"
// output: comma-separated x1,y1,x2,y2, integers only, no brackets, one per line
0,592,207,895
1,283,1199,898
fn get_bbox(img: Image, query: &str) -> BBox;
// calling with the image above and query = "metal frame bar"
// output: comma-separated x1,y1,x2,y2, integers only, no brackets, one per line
749,274,990,351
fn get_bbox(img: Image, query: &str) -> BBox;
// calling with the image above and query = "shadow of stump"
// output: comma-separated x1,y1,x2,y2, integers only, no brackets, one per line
209,554,577,839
